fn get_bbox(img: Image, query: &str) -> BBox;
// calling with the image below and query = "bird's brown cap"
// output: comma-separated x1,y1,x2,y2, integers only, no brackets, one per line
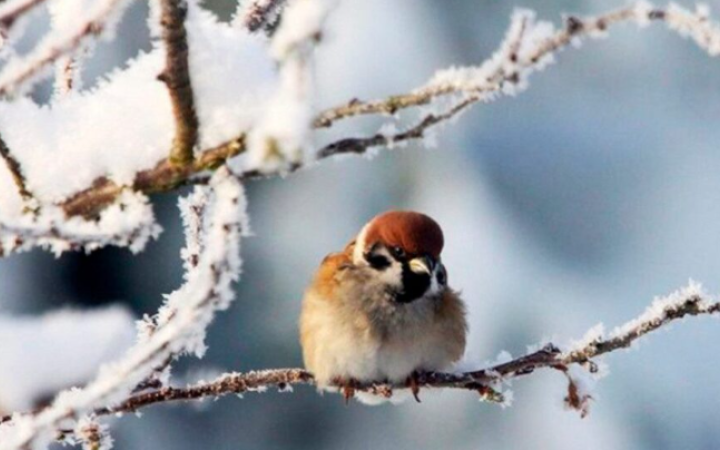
363,211,444,260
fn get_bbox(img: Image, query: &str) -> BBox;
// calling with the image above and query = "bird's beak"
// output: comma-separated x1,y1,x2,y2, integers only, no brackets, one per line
408,255,435,275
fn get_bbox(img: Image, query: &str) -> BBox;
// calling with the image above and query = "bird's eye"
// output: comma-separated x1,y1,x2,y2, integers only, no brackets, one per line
365,253,390,270
390,246,406,259
436,263,447,286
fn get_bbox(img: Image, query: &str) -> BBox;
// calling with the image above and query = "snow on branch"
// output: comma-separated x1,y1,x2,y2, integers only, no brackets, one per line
22,1,720,226
235,0,287,34
0,0,134,97
0,167,248,450
0,190,161,257
59,282,717,419
312,2,720,139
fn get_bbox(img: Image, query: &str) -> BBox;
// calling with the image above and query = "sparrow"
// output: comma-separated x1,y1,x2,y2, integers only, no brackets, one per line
299,210,467,403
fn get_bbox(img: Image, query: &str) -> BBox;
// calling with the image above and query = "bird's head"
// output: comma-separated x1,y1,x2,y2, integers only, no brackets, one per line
352,210,447,303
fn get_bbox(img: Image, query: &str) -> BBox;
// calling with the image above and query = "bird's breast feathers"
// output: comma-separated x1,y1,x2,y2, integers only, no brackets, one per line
300,251,466,386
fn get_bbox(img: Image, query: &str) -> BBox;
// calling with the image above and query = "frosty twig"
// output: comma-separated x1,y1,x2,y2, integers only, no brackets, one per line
0,0,133,97
0,133,31,201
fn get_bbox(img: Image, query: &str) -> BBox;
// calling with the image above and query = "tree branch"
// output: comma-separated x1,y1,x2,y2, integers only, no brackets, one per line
0,190,161,257
78,283,718,416
158,0,199,168
47,2,720,222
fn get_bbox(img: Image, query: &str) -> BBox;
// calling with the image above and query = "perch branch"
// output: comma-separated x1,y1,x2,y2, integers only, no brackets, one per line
158,0,199,168
50,2,720,220
2,281,716,428
82,283,718,415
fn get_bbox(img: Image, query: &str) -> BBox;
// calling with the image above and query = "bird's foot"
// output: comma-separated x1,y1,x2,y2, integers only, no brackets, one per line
333,377,358,405
406,371,422,403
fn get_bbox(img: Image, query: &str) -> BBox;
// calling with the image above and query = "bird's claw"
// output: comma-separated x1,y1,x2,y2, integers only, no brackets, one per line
334,377,358,405
407,371,422,403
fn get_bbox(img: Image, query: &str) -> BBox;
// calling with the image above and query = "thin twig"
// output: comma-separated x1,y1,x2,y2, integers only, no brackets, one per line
158,0,199,168
316,95,478,159
0,0,130,97
312,7,648,129
0,132,32,200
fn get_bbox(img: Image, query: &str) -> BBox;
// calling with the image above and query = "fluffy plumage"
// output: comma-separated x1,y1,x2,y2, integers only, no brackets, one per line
299,211,467,400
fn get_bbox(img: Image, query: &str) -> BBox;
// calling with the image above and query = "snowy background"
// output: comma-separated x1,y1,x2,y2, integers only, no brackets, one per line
1,0,720,449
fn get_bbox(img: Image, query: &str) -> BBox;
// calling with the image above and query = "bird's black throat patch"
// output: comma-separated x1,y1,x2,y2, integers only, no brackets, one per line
395,263,431,303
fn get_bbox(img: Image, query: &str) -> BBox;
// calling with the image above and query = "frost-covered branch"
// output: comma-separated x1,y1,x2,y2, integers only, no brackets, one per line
2,283,716,427
40,282,716,419
236,0,287,33
0,168,248,450
0,190,161,257
313,2,720,129
157,0,199,168
0,134,32,201
560,282,720,364
0,0,133,96
61,136,247,219
0,0,46,32
35,2,720,223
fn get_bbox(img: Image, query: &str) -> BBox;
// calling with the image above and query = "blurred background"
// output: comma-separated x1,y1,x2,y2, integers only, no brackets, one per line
2,0,720,449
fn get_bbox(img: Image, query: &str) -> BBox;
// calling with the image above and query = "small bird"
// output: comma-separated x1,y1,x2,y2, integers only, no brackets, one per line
300,210,467,403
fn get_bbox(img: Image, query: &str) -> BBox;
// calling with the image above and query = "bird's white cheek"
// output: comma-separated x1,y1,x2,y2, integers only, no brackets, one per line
373,260,403,290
